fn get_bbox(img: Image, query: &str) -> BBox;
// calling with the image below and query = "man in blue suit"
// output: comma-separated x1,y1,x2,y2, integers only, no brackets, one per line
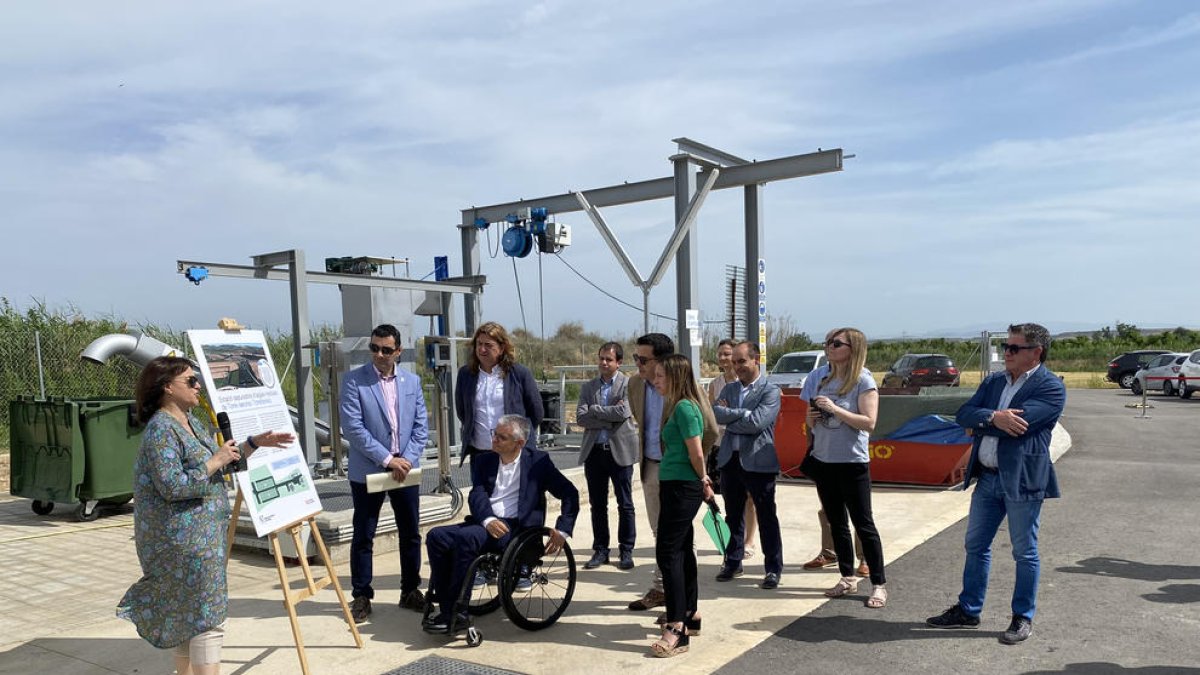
340,324,428,623
927,323,1065,645
423,414,579,633
712,341,784,590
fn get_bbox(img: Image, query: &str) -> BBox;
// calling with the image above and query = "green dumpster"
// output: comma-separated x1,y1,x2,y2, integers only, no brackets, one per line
8,396,143,521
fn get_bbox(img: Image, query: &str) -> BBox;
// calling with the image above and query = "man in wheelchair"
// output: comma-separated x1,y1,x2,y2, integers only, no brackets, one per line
423,414,580,633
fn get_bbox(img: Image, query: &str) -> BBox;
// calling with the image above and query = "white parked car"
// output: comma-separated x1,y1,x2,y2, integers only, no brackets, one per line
1131,352,1187,396
766,350,827,389
1176,349,1200,399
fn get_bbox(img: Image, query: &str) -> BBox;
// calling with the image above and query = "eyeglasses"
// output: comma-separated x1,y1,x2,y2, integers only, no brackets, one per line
633,356,656,366
368,344,397,355
1000,343,1039,355
177,375,200,388
491,429,519,442
825,339,850,349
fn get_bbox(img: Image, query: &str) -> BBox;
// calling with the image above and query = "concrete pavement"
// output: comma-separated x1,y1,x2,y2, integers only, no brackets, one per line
1,422,1072,675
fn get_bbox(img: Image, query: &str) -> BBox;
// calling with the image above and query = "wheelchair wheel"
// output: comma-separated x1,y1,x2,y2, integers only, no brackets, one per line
498,527,576,631
462,552,502,616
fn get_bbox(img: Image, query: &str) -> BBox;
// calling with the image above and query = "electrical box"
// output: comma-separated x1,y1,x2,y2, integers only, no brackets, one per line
425,336,453,369
547,222,571,246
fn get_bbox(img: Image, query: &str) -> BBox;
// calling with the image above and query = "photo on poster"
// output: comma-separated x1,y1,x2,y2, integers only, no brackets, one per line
187,329,322,536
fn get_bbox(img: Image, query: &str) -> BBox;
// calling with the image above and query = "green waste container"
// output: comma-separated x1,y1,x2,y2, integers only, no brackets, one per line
8,396,143,521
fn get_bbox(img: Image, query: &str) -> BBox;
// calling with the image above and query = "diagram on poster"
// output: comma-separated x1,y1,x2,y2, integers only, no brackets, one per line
188,329,322,536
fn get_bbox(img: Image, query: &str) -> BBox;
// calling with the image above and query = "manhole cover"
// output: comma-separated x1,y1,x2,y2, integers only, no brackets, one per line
381,655,527,675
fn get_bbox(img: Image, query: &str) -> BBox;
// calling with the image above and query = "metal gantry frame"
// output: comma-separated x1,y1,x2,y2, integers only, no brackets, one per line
459,139,844,365
176,249,486,464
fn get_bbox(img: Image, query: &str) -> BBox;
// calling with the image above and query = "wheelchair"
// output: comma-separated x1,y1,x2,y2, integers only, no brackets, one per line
422,526,577,647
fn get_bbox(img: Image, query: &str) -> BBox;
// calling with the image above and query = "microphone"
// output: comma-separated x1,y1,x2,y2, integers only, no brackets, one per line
216,412,238,473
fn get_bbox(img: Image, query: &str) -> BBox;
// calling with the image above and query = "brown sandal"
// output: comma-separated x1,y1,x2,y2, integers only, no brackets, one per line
650,624,690,658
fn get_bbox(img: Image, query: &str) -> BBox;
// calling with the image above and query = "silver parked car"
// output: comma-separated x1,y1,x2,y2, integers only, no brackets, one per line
1131,352,1187,396
1175,349,1200,399
766,350,827,389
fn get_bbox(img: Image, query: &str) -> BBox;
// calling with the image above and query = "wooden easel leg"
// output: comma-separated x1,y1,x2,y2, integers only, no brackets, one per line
271,531,311,675
309,518,364,647
226,488,244,562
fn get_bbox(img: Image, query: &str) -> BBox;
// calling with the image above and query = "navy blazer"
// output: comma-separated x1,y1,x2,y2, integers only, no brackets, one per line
455,363,544,452
467,449,579,537
956,366,1066,501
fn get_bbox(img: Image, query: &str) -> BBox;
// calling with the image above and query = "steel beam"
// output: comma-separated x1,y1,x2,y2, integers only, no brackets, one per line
463,148,842,223
177,260,485,295
573,191,645,290
649,167,719,289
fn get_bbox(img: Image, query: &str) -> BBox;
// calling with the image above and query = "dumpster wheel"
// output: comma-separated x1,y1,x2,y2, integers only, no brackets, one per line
31,500,54,516
76,501,100,522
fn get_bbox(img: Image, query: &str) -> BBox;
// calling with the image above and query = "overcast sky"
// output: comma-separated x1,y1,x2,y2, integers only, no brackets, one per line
3,1,1198,341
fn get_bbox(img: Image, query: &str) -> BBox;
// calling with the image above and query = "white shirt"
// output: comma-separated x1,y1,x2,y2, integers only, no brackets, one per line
483,452,522,525
471,366,506,450
978,364,1041,469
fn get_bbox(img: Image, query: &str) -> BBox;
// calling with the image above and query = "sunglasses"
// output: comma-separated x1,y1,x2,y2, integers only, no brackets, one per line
177,375,200,388
825,339,850,349
368,344,397,355
633,356,656,366
1000,343,1039,355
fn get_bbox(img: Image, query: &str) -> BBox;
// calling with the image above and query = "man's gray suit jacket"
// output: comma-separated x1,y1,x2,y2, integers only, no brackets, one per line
712,378,782,473
576,371,639,467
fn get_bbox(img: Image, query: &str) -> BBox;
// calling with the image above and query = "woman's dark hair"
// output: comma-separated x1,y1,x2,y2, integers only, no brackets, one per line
135,356,196,423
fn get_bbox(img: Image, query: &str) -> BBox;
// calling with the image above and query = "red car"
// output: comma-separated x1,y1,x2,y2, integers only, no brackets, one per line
881,354,960,388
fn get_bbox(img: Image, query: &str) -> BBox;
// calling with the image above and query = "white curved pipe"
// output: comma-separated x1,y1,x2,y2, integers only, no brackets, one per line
80,332,179,367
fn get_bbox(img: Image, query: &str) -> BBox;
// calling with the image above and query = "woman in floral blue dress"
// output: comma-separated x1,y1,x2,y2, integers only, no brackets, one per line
117,356,292,675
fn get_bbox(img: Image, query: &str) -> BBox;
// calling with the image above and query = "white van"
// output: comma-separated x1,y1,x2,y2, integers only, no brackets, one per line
766,350,827,389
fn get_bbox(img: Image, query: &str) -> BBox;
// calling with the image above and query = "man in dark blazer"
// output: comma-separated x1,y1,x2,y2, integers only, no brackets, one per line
576,342,639,570
423,414,579,632
712,341,784,589
340,324,428,623
927,323,1066,645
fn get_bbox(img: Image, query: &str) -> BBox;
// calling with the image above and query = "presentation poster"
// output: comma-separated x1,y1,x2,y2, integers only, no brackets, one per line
188,329,322,536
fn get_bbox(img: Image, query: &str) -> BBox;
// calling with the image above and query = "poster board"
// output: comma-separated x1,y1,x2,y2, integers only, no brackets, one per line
188,329,322,536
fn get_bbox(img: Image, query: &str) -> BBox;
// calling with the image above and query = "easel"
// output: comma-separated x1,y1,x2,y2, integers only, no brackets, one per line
226,485,363,675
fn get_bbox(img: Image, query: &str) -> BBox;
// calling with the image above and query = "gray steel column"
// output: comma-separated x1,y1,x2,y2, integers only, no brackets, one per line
673,156,699,364
745,184,764,353
441,291,457,448
460,216,481,335
287,250,319,464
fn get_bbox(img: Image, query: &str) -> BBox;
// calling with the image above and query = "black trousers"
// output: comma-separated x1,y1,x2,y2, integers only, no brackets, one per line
655,480,703,623
349,480,422,598
425,517,517,619
720,453,783,575
806,456,886,584
584,444,636,555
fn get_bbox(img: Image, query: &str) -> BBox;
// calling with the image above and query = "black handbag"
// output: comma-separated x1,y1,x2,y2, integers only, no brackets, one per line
706,446,722,494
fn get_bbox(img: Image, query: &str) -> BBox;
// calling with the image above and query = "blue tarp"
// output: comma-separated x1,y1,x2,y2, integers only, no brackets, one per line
882,414,971,445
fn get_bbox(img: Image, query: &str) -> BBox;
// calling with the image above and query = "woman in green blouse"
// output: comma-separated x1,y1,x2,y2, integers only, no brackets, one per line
650,354,715,658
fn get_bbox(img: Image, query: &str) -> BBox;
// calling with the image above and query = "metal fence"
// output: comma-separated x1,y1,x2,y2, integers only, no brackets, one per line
0,329,145,451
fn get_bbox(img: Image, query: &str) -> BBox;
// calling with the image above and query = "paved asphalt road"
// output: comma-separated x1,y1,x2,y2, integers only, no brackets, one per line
719,388,1200,674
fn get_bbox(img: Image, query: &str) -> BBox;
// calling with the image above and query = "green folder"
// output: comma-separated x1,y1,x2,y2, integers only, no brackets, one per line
702,500,731,555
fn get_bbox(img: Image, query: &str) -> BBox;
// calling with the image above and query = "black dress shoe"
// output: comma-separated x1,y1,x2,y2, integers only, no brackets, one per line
349,596,371,623
584,550,610,569
715,564,744,582
760,572,780,589
422,612,469,634
1000,615,1033,644
618,552,635,570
